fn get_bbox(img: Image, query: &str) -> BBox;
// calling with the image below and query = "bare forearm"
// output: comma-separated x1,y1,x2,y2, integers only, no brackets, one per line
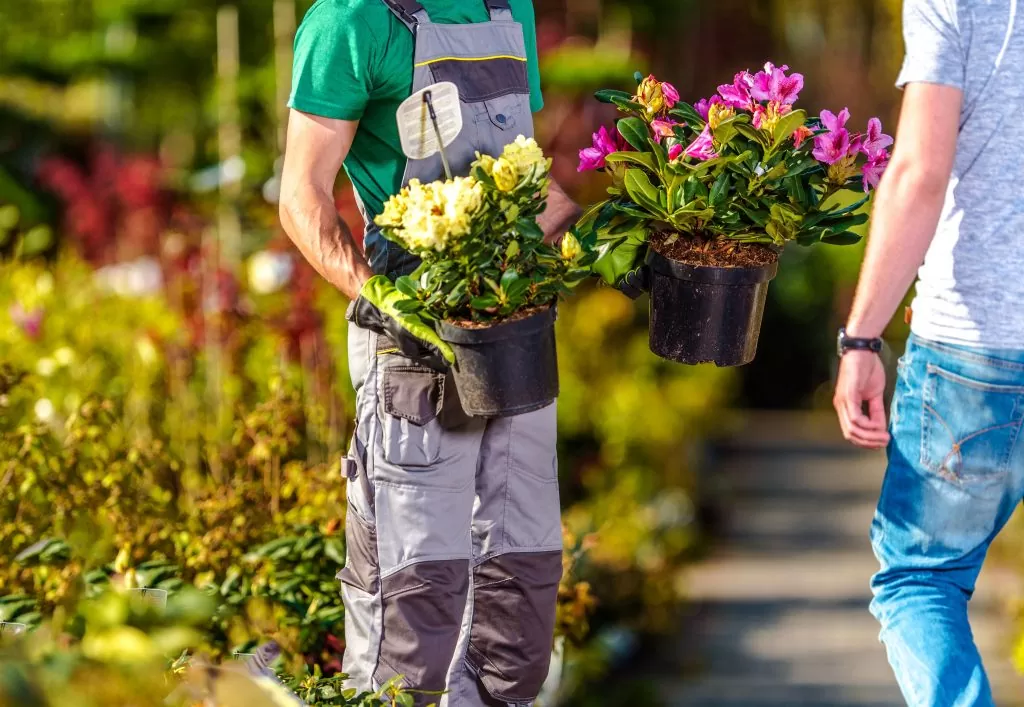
846,163,947,338
280,187,373,301
539,180,582,245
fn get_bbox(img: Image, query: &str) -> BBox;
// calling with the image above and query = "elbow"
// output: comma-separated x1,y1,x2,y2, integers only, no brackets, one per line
883,159,950,200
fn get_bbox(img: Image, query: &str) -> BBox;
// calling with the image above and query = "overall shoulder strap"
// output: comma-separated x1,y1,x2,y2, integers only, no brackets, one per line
381,0,431,30
484,0,513,21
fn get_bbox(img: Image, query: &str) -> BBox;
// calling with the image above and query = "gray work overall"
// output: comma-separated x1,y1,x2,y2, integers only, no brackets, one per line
339,2,562,705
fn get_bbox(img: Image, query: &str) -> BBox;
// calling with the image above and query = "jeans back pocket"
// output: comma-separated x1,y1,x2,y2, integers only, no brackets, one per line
921,364,1024,483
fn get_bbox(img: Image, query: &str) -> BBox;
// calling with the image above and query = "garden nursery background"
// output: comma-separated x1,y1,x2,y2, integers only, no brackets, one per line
4,0,1024,705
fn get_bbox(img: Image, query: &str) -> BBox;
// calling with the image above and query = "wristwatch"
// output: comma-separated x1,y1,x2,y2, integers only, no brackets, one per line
837,327,883,358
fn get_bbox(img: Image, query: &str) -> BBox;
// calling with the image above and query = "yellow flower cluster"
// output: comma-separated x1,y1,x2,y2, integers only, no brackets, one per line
375,176,484,253
474,135,552,192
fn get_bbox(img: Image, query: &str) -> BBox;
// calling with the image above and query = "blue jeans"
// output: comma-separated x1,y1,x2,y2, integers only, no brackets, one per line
871,334,1024,706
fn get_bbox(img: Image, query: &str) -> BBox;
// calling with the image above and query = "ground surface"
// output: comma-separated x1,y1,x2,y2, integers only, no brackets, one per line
649,412,1024,707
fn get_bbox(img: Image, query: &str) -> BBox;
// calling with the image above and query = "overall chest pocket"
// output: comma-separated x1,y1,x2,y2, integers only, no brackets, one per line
427,57,530,133
920,364,1024,483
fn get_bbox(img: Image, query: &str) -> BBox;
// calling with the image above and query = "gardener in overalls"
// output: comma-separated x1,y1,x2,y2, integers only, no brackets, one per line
279,2,580,705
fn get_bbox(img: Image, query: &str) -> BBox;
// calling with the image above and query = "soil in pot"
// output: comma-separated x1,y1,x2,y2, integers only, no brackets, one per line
438,305,558,418
647,234,780,368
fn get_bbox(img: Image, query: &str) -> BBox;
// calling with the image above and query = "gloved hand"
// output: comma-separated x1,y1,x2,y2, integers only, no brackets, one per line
592,231,649,300
613,266,649,300
348,275,456,372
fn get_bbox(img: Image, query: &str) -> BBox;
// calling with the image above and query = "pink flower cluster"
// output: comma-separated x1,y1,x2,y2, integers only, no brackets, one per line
578,125,631,172
812,109,893,190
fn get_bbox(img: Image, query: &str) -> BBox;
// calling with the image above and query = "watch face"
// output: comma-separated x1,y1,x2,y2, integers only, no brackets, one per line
836,328,846,358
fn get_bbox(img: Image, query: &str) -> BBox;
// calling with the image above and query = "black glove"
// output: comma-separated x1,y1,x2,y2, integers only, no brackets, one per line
613,266,649,300
347,276,455,372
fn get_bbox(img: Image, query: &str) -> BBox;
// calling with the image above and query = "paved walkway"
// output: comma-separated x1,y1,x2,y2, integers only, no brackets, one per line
650,412,1024,707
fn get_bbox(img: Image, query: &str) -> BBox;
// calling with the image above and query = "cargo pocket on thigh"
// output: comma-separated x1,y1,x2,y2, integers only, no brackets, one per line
380,365,445,469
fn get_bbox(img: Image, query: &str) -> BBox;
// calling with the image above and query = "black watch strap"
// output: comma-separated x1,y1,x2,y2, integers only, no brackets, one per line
837,327,883,357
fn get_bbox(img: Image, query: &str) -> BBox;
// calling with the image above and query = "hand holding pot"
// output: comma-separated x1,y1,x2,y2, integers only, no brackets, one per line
349,275,456,372
591,232,649,300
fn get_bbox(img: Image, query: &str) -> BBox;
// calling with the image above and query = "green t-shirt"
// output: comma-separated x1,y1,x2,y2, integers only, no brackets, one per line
288,0,543,222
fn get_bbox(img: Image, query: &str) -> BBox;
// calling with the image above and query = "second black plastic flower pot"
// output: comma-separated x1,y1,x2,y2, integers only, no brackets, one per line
647,248,779,367
437,306,559,418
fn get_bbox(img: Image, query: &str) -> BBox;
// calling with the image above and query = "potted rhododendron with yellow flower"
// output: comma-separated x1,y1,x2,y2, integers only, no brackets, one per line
576,68,892,366
375,136,596,416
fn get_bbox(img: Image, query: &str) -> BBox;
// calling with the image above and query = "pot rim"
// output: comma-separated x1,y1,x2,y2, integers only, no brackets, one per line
438,304,556,345
646,248,779,285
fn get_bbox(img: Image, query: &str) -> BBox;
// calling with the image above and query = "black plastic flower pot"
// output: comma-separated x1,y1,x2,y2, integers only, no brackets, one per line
437,306,559,418
647,248,779,367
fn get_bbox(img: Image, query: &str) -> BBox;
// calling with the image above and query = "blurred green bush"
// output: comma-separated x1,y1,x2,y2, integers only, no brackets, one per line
0,244,730,703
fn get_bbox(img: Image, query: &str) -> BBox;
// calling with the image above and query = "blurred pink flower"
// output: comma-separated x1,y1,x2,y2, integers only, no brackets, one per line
9,304,43,339
578,125,621,172
668,143,684,161
863,150,890,191
861,118,894,158
684,126,718,162
751,62,804,105
717,71,756,111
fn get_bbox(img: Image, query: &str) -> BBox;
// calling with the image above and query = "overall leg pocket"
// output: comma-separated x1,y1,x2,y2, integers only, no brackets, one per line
380,365,445,470
920,364,1024,486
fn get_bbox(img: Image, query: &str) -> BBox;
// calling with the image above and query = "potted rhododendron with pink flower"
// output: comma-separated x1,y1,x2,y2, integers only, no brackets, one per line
575,68,892,366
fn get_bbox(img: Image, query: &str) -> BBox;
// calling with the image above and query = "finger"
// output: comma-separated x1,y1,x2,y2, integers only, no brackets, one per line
867,395,888,430
842,415,891,448
836,400,890,448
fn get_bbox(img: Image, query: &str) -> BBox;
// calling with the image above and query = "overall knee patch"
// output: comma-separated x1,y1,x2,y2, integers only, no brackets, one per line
466,551,563,703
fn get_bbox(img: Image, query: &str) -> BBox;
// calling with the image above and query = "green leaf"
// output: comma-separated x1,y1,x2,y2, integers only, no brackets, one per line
394,276,419,299
773,109,808,145
683,176,709,203
516,218,544,240
737,204,770,227
820,231,863,246
647,138,668,175
470,295,499,310
617,117,650,152
709,171,730,207
610,201,654,220
735,123,769,147
609,217,642,235
500,269,520,291
605,151,657,172
670,103,706,129
595,89,633,104
610,96,646,113
505,278,531,301
505,240,520,259
634,70,645,84
713,114,745,147
624,168,662,208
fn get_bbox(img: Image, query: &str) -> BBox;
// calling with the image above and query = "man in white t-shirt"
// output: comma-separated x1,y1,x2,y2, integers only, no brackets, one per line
834,0,1024,704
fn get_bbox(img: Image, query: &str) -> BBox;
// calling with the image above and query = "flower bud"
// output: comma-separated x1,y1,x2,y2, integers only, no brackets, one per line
561,232,582,260
492,158,518,192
